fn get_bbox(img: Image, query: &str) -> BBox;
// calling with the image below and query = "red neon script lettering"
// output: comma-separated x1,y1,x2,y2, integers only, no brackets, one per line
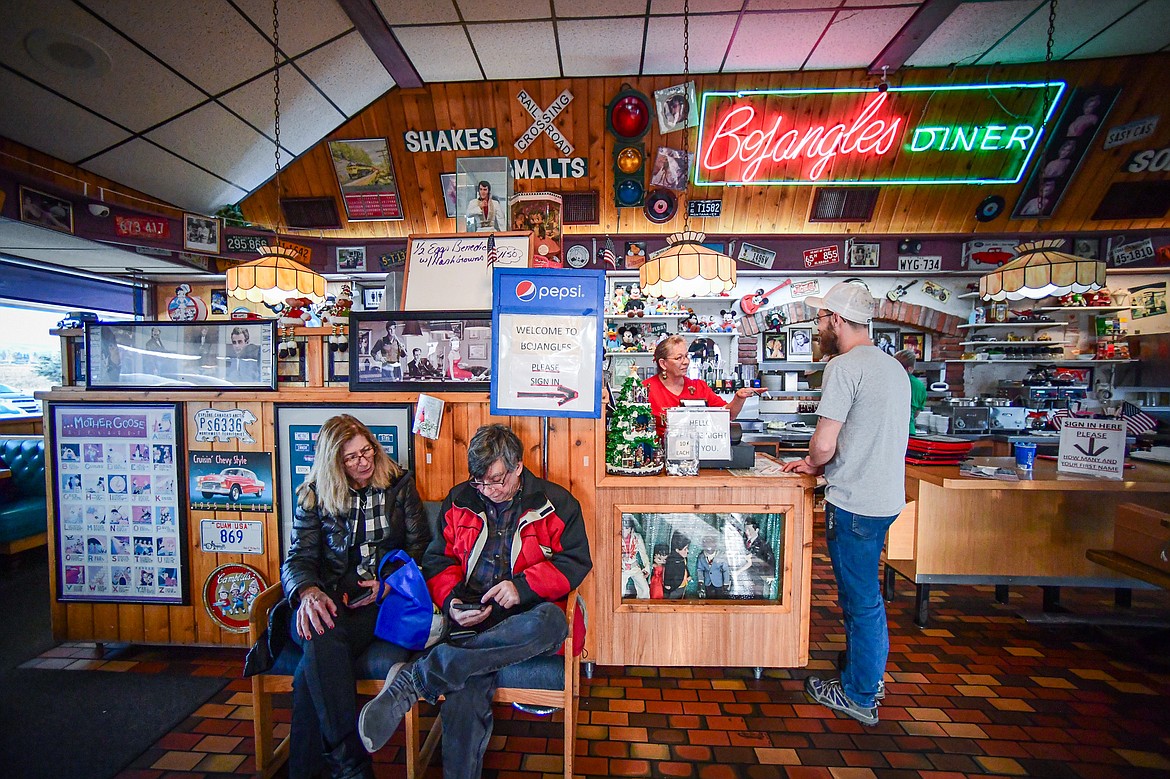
701,93,902,181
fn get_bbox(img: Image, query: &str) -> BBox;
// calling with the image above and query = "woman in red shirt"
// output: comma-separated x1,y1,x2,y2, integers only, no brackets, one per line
643,334,758,438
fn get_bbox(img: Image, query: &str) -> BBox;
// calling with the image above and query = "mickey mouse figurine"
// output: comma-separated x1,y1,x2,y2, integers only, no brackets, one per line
719,309,738,332
624,285,646,317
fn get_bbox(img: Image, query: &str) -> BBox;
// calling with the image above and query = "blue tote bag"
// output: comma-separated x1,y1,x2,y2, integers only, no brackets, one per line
373,550,444,650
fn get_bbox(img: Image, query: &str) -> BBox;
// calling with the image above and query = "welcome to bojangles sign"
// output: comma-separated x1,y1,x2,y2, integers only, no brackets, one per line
695,82,1064,187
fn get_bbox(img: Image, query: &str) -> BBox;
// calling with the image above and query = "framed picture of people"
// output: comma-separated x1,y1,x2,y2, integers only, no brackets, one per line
456,156,511,233
349,311,492,392
51,402,187,605
788,326,813,359
183,213,220,253
84,321,277,390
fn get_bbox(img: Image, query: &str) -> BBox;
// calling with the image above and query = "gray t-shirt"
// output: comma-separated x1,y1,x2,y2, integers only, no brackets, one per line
815,345,910,517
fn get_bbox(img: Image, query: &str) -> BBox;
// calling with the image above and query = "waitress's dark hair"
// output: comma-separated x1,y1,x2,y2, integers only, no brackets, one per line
467,424,523,480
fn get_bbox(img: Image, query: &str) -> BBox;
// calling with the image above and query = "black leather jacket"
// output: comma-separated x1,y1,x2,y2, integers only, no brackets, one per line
280,471,430,605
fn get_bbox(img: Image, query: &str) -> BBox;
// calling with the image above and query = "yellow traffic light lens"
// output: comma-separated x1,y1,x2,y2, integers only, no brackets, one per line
617,146,643,174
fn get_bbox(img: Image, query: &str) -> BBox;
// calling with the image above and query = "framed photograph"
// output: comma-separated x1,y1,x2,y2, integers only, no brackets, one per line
654,81,699,134
873,328,899,356
350,311,492,392
788,327,813,358
275,403,413,559
440,172,458,218
900,332,926,360
183,213,220,253
51,402,188,605
85,321,277,390
337,246,366,272
848,241,881,268
19,186,74,233
1073,238,1099,260
650,147,690,191
617,508,787,603
457,156,511,233
210,289,229,316
328,138,404,220
763,333,787,362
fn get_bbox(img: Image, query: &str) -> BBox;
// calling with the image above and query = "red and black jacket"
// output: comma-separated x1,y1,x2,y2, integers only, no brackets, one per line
422,468,592,654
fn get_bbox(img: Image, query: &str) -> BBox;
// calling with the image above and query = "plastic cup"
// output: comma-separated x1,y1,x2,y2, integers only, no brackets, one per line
1014,441,1038,470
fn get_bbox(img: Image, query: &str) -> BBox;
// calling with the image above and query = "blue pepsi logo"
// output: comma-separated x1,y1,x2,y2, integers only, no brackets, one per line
515,280,536,301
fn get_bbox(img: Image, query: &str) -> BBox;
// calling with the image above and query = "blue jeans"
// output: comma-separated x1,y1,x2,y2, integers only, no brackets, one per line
411,601,568,779
825,502,897,709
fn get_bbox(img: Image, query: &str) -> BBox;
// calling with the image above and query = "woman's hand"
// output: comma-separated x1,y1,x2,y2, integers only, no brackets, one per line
296,586,337,639
734,387,762,400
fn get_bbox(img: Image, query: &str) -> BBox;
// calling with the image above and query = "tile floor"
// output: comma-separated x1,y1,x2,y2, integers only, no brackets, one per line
25,540,1170,778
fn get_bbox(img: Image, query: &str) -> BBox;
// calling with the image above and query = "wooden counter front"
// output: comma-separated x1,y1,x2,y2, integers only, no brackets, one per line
590,467,816,669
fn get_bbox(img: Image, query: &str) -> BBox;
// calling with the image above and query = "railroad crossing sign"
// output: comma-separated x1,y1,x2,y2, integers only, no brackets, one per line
515,89,574,154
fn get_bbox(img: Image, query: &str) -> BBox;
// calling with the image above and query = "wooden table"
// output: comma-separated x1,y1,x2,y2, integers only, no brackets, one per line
885,458,1170,625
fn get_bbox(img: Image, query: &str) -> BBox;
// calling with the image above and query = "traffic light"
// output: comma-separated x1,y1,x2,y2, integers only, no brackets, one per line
606,85,651,208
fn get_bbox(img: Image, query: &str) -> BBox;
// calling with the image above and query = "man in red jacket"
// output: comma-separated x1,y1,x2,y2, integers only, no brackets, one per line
358,425,591,778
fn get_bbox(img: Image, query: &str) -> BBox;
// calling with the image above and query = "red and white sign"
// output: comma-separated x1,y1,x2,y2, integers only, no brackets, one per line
803,245,840,268
115,214,170,239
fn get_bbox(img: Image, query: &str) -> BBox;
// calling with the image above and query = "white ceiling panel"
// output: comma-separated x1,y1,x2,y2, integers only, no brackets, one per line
905,0,1038,68
393,25,484,82
84,139,248,213
555,0,645,18
650,0,745,12
844,0,921,5
469,23,561,80
643,15,739,74
235,0,355,59
218,65,345,157
0,0,206,132
559,18,645,77
979,0,1141,64
805,5,918,70
724,11,831,71
144,103,273,188
376,0,460,25
750,0,845,9
1066,0,1170,60
296,32,395,118
457,0,552,22
0,218,204,275
82,0,272,95
0,70,130,163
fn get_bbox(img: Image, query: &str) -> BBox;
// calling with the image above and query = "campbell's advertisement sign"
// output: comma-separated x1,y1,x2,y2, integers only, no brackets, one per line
695,82,1063,187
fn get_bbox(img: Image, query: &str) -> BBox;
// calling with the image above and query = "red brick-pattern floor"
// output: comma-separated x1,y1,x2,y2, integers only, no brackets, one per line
26,541,1170,778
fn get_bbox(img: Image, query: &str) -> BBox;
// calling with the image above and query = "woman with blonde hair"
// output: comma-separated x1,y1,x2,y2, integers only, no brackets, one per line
644,334,759,438
281,414,430,779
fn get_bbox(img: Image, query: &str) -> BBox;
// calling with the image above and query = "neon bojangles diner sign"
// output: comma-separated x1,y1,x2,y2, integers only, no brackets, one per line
695,82,1065,186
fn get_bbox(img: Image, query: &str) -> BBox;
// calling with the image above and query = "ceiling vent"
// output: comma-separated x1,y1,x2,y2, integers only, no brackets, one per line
810,187,880,222
1091,182,1170,221
280,197,342,229
561,191,600,225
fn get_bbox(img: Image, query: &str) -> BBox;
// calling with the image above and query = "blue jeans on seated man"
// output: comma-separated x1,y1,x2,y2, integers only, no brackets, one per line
361,601,568,779
826,502,897,709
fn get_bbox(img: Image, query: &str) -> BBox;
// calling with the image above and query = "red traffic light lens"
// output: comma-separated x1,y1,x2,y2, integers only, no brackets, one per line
610,95,650,139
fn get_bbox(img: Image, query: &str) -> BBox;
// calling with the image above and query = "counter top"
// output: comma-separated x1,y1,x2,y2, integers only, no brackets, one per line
907,457,1170,491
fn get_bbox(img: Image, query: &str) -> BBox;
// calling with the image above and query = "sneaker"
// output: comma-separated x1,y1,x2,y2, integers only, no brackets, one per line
876,679,886,702
804,675,878,726
358,662,419,752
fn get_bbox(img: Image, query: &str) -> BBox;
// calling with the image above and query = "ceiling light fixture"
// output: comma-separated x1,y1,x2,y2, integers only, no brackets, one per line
978,239,1105,301
639,0,737,299
227,0,325,307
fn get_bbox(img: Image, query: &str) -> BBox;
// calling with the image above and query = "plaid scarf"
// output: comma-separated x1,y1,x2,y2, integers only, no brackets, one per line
349,485,391,579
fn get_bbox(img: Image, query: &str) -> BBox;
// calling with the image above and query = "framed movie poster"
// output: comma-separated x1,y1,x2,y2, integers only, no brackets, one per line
329,138,404,221
51,402,187,605
617,509,787,603
275,403,413,558
349,311,492,392
183,213,220,253
85,321,277,390
19,186,74,234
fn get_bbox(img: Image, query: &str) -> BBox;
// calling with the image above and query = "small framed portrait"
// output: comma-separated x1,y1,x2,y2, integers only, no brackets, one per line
873,328,899,356
183,214,220,253
788,327,813,358
337,246,366,272
654,81,699,134
900,332,925,360
763,333,787,362
19,186,74,234
210,289,228,316
1073,238,1098,260
848,241,880,268
650,147,690,191
440,173,458,218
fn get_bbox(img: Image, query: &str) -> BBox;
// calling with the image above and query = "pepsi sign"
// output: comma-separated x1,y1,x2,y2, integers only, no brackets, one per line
515,280,537,301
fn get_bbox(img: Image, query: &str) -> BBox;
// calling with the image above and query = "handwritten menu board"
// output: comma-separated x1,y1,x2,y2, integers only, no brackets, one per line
403,232,531,311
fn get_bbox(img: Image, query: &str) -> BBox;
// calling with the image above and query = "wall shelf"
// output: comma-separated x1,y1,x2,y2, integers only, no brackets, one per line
957,322,1062,330
1033,306,1131,313
960,340,1065,347
947,359,1135,365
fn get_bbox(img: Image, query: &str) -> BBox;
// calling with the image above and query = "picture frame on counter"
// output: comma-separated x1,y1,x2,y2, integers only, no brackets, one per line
349,310,492,392
787,327,813,358
84,321,278,391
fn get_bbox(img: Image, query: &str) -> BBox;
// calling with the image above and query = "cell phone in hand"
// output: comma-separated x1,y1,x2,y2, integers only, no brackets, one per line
344,589,376,609
452,601,485,611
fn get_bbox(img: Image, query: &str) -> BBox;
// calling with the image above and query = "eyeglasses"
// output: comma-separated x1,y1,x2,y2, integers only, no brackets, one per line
788,312,833,326
664,354,689,362
470,468,514,490
342,445,377,466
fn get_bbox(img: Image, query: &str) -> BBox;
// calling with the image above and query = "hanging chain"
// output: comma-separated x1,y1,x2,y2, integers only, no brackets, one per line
1041,0,1057,131
1046,0,1057,64
272,0,283,218
682,0,691,233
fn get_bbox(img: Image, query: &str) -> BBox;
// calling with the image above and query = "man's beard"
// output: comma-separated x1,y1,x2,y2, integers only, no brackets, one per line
819,323,839,356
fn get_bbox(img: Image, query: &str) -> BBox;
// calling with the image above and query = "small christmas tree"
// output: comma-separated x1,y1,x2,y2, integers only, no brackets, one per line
606,370,663,476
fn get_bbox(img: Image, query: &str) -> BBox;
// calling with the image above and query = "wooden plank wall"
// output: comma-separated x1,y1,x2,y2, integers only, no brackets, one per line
239,55,1170,239
45,390,599,647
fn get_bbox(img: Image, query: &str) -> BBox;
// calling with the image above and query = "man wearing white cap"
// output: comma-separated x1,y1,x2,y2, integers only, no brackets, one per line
782,282,909,726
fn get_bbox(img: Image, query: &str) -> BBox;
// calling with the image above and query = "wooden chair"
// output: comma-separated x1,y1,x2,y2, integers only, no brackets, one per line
247,584,582,779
